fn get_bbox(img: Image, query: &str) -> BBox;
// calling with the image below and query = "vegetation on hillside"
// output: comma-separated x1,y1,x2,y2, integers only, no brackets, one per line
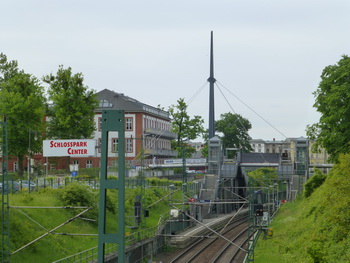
255,154,350,262
1,179,184,262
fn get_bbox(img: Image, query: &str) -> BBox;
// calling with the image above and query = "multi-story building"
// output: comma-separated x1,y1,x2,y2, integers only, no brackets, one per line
250,139,265,153
308,140,330,166
250,138,291,163
2,89,177,173
92,89,177,168
250,137,332,171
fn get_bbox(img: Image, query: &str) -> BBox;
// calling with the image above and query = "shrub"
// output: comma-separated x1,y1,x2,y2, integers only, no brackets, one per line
57,183,98,221
304,169,327,198
58,183,95,207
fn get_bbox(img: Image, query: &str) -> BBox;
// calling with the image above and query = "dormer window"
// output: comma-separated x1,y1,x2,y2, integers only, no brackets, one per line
99,99,113,108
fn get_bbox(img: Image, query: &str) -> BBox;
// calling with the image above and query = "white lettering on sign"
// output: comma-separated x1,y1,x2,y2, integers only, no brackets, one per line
43,139,96,157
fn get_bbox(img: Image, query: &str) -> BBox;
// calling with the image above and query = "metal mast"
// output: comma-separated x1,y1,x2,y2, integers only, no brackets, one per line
1,117,10,263
208,31,216,139
98,110,126,263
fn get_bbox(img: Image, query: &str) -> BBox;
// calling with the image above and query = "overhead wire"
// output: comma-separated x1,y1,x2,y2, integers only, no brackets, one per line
129,80,209,165
216,83,267,163
187,80,209,106
216,80,288,139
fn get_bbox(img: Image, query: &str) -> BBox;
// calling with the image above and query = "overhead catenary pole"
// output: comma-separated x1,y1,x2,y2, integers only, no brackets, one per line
208,31,216,139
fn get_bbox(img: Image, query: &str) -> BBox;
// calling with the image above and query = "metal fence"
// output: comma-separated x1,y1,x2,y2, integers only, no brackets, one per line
4,177,190,193
52,214,171,263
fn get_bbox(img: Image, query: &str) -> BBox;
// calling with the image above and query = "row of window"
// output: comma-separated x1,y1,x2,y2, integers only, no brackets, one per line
98,138,133,153
144,116,171,131
73,160,93,168
97,117,133,131
97,115,172,134
97,137,173,153
144,137,171,150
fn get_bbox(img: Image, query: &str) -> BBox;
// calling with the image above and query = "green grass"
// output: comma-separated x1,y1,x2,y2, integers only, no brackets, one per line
8,190,98,262
0,179,186,262
255,154,350,263
254,201,303,263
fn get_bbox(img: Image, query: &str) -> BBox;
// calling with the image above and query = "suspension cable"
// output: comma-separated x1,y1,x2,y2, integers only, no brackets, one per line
216,80,288,139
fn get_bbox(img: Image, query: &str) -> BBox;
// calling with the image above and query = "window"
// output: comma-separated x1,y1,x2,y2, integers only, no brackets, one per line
98,138,101,153
73,160,79,165
112,138,118,153
14,162,18,172
50,163,56,170
98,117,102,131
86,160,93,168
126,138,133,153
99,99,113,108
126,118,133,131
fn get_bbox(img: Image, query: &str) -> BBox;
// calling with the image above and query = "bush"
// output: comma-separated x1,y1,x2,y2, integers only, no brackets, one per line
58,182,95,207
57,183,98,221
304,169,327,198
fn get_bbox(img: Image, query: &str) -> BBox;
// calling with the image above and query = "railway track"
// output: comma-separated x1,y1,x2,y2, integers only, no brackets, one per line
168,214,249,263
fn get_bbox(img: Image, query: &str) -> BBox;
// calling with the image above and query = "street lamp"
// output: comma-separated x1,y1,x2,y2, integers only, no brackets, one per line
28,130,37,193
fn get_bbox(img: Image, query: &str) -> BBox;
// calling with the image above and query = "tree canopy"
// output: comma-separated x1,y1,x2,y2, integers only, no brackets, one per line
247,167,278,188
169,98,205,157
43,66,98,139
215,112,253,154
307,55,350,162
0,53,46,176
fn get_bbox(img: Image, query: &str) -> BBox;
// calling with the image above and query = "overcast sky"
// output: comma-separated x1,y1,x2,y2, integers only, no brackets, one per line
2,1,349,141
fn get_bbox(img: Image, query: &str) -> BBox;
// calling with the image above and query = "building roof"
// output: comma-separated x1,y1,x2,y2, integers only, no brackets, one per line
250,139,265,143
240,152,280,164
95,89,170,120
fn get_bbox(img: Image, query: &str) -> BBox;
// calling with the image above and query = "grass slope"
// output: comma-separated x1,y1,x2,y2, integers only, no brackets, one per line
1,180,184,262
9,189,98,262
255,154,350,263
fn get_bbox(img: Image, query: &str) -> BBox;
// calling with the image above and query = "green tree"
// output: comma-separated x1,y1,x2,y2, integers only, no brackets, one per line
307,55,350,162
247,167,278,188
169,98,205,157
43,66,98,171
0,53,46,176
215,112,252,156
43,66,98,140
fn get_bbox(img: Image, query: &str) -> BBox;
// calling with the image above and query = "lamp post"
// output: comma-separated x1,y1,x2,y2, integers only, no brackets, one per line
28,130,37,193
